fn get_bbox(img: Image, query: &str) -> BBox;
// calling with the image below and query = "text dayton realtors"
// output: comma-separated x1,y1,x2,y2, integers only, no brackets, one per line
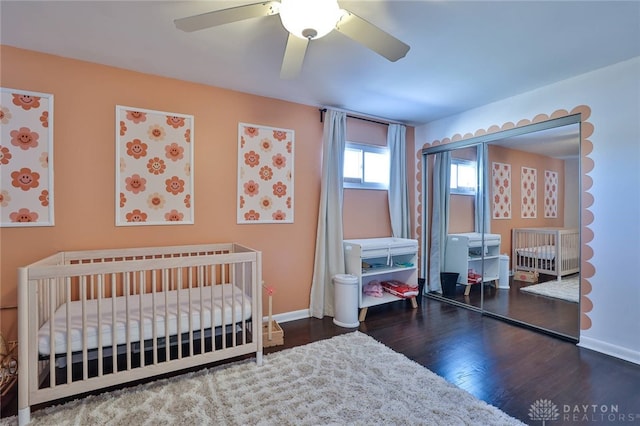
562,404,638,422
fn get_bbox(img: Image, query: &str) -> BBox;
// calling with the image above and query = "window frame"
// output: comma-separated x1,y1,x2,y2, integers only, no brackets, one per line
343,141,390,190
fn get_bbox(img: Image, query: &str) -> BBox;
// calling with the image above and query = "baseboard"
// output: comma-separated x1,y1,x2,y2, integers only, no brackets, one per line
578,336,640,365
262,308,310,324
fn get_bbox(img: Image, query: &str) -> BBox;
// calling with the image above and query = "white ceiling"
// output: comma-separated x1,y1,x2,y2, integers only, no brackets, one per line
1,1,639,125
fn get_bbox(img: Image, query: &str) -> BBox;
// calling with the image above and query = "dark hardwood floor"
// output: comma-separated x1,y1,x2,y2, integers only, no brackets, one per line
2,297,639,424
275,299,640,424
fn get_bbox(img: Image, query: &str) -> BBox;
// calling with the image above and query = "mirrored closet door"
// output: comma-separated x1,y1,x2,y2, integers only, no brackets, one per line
422,117,581,340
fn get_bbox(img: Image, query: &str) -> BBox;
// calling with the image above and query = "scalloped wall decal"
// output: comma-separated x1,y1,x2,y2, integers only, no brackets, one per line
416,106,594,331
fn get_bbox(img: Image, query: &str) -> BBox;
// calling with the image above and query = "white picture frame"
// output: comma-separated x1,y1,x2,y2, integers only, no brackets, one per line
115,105,194,226
0,88,54,227
237,122,294,224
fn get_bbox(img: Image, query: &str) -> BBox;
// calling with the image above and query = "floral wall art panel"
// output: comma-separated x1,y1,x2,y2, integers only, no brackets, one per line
544,169,558,218
491,162,511,219
116,106,193,226
238,123,294,224
0,88,54,227
521,166,537,219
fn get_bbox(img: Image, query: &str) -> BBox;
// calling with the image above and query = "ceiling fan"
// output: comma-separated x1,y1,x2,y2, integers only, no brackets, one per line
174,0,410,79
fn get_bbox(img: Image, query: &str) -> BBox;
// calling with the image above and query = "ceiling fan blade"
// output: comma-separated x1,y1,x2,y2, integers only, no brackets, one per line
280,33,309,79
174,1,279,32
335,10,410,62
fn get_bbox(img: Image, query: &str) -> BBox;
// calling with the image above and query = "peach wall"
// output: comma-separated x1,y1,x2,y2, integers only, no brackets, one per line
346,117,388,146
342,117,415,239
343,188,392,238
448,195,475,233
0,46,321,340
344,117,391,239
0,46,414,340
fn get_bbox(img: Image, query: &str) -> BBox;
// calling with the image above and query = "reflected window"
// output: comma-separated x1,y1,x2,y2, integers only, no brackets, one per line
450,158,476,195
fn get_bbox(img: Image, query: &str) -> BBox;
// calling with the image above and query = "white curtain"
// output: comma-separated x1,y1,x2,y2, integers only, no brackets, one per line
474,145,491,234
310,109,346,318
387,124,411,239
428,151,451,293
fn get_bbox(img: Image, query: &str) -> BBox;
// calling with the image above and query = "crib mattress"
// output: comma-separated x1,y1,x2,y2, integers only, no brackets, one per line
38,283,252,355
516,245,556,260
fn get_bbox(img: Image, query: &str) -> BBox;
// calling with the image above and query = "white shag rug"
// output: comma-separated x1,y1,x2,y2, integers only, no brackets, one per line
519,276,579,303
2,332,524,425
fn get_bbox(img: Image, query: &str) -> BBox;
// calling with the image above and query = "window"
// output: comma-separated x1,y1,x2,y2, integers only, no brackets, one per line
343,142,389,190
450,158,477,195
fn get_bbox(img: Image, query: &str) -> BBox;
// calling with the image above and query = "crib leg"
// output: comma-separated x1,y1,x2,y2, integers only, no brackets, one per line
18,407,30,425
256,350,263,367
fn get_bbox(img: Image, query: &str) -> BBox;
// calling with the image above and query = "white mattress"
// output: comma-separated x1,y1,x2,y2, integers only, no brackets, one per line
38,283,252,355
516,245,556,260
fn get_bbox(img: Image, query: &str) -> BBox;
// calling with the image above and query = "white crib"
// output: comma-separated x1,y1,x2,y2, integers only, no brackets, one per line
18,243,262,425
512,228,579,279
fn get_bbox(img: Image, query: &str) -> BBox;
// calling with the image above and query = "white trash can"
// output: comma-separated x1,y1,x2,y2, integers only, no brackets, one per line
498,255,510,289
332,274,360,328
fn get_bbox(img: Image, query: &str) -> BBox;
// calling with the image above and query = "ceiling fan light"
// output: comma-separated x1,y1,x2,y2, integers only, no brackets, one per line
279,0,341,40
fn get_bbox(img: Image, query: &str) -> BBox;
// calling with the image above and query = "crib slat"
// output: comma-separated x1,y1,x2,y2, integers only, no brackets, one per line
211,267,217,351
231,278,237,348
222,268,227,349
111,273,117,373
151,270,158,366
48,278,56,389
125,273,131,371
232,265,238,348
188,267,194,357
80,276,88,381
66,277,72,384
198,266,204,355
163,268,169,362
240,263,246,346
139,270,145,367
97,274,103,377
177,267,182,360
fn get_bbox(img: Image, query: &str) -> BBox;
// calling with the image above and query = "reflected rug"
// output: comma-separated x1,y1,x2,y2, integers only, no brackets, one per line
520,276,579,303
1,332,524,425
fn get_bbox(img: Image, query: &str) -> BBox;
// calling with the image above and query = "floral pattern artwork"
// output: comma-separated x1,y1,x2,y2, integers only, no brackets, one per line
238,123,294,224
544,170,558,218
116,106,193,226
0,88,54,227
491,162,511,219
521,166,537,219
